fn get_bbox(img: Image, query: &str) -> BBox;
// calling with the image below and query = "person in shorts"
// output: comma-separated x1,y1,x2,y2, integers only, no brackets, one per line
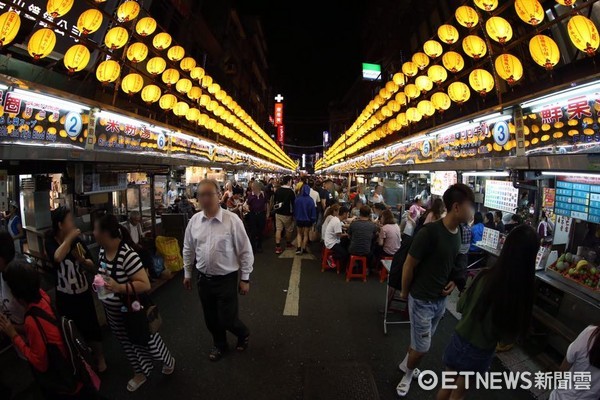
273,176,296,254
396,183,474,397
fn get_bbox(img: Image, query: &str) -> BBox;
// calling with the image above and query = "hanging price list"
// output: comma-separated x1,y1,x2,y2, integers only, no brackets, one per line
555,179,600,223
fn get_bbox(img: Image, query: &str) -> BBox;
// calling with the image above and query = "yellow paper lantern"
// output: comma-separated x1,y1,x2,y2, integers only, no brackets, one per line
529,35,561,70
117,1,140,22
515,0,544,26
438,24,460,45
146,56,166,75
423,40,443,58
63,44,90,73
188,86,202,101
556,0,576,5
455,6,479,28
141,84,161,104
175,78,192,94
186,108,201,122
162,68,180,86
567,15,600,56
381,105,392,118
392,72,405,87
404,84,420,100
396,113,408,127
486,16,513,44
0,11,19,48
447,82,471,104
388,99,400,112
153,32,172,50
27,28,56,60
379,88,391,100
474,0,498,11
215,89,227,101
201,75,213,88
136,17,157,37
442,51,465,73
468,69,494,96
198,113,209,126
121,73,144,95
191,67,205,81
415,75,433,93
199,94,210,107
208,82,221,95
431,92,451,111
159,94,177,110
104,26,128,50
402,61,418,77
167,45,185,62
406,107,422,123
47,0,74,18
427,65,448,85
126,42,148,63
96,59,121,84
417,100,435,117
462,35,487,59
412,52,430,70
76,9,102,36
495,54,523,85
180,57,196,72
395,92,408,106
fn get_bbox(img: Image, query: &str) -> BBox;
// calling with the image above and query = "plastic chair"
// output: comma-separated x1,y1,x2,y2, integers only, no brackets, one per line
321,246,340,274
380,256,393,283
346,255,368,282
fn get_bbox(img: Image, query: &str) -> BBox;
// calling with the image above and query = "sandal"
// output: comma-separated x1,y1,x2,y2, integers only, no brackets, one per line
208,347,224,362
398,364,421,379
236,335,250,352
126,375,147,392
396,375,412,397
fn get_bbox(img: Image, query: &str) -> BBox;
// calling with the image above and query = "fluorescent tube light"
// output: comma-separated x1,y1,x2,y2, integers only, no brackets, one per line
430,121,474,137
12,89,90,112
541,171,600,178
96,111,143,127
522,81,600,110
408,170,430,174
462,171,509,177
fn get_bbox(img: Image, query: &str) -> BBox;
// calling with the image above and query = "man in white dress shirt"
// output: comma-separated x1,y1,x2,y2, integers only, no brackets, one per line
183,179,254,362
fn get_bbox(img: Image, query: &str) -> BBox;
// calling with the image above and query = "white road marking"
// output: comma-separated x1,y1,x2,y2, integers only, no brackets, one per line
283,256,302,316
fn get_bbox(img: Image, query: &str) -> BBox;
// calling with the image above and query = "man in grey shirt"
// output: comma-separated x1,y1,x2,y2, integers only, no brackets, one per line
348,206,378,256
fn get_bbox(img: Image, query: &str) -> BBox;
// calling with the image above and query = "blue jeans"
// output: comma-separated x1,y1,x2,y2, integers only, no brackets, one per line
442,332,494,373
408,294,447,353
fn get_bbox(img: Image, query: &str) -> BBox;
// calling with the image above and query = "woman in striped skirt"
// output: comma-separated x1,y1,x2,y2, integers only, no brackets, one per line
93,214,175,392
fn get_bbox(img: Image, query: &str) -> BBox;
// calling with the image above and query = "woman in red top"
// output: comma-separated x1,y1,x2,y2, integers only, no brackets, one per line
0,263,95,400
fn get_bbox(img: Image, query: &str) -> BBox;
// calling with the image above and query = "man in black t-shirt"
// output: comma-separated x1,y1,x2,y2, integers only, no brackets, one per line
273,176,296,254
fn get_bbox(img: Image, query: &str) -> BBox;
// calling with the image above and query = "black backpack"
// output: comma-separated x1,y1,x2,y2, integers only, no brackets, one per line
26,305,98,393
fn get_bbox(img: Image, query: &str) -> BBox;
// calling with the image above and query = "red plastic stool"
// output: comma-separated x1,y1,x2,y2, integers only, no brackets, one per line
321,247,340,273
347,255,368,282
380,257,393,283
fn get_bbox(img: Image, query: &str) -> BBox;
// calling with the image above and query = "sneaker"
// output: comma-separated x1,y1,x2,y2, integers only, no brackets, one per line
295,247,302,255
327,255,336,269
275,246,283,254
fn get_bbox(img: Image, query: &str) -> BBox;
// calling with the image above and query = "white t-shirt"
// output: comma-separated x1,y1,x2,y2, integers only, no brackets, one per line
0,272,26,354
372,193,384,204
167,189,178,205
125,221,143,244
321,215,333,241
324,216,343,249
309,188,320,208
550,325,600,400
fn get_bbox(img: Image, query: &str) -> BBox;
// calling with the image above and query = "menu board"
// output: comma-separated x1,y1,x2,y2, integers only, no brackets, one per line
555,176,600,223
484,180,519,213
553,214,572,246
431,171,457,196
481,227,500,249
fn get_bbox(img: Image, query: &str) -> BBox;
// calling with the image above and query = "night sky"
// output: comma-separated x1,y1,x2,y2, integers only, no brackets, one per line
236,1,363,150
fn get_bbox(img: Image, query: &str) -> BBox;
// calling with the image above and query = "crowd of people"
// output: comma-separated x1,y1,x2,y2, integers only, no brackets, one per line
0,175,598,400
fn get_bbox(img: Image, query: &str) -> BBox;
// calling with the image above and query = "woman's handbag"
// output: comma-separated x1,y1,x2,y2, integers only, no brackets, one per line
121,283,162,345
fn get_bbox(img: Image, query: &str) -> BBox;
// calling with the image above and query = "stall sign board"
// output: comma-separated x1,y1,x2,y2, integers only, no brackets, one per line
514,107,526,157
0,170,7,211
481,227,500,249
553,214,572,246
430,171,457,196
555,176,600,223
543,188,556,208
94,117,165,154
484,180,519,213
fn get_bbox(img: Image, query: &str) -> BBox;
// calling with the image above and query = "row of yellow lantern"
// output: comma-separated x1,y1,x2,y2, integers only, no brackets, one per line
326,11,599,160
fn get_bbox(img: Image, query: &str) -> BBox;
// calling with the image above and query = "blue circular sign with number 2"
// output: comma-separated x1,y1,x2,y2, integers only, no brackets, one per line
493,121,509,146
64,112,82,138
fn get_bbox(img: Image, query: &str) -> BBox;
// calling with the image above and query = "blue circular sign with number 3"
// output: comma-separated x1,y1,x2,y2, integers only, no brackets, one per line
493,121,509,146
64,112,82,138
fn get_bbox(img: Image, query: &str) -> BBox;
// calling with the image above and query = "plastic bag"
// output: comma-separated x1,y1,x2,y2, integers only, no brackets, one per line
155,236,183,272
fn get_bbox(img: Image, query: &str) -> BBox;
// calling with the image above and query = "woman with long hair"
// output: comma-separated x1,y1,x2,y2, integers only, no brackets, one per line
424,198,445,225
44,207,106,372
321,204,340,241
549,325,600,399
437,224,539,400
377,210,401,256
484,212,495,230
93,214,174,392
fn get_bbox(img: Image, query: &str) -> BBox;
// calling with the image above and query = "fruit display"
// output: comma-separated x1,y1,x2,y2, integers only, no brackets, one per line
549,252,600,292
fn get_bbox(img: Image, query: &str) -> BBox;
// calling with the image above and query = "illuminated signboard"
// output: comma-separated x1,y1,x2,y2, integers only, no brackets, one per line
362,63,381,81
484,180,519,214
555,176,600,224
274,103,283,126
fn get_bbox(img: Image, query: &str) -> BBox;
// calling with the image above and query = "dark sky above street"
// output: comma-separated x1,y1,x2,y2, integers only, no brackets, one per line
236,1,363,151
